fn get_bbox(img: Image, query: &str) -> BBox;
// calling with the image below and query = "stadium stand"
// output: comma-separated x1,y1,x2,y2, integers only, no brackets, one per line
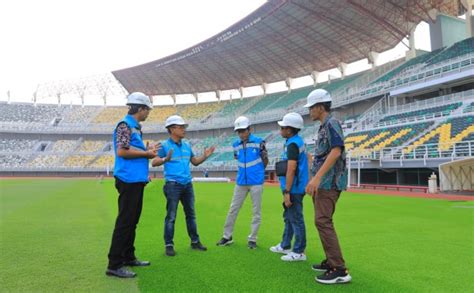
0,154,30,168
146,106,176,123
372,48,444,84
405,115,474,153
28,155,63,168
60,106,101,124
0,103,65,123
425,37,474,66
93,107,128,123
244,93,284,115
463,101,474,113
214,99,251,117
63,155,97,167
345,121,434,152
50,140,79,152
0,139,38,152
90,154,114,168
77,140,107,152
377,102,462,125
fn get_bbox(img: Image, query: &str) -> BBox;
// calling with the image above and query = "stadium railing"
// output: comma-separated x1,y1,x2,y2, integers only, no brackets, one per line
348,140,474,167
333,52,474,108
351,90,474,132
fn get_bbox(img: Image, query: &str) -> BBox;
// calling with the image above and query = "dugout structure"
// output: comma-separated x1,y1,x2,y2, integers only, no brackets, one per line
439,157,474,192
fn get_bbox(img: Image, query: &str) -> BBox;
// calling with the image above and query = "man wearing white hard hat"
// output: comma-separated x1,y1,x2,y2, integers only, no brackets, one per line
270,112,309,262
152,115,215,257
216,116,268,249
106,92,157,278
304,89,351,284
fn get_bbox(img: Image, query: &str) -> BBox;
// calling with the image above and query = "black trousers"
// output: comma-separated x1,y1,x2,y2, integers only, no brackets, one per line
107,178,145,270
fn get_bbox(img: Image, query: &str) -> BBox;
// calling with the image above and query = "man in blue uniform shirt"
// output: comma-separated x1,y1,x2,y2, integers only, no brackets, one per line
106,92,157,279
152,115,215,257
270,113,309,262
216,116,268,249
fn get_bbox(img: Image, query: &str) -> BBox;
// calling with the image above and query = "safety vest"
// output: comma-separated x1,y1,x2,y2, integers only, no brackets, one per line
233,134,265,185
279,134,309,194
161,138,194,184
113,115,149,183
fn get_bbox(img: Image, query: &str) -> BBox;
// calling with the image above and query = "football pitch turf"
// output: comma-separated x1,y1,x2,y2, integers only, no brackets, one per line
1,178,473,292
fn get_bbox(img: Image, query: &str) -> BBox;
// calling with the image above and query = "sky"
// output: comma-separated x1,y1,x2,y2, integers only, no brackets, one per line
0,0,433,105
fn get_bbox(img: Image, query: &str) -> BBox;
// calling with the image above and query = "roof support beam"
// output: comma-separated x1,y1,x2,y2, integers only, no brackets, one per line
171,94,176,106
311,71,320,87
338,63,348,79
285,77,292,93
368,51,380,67
261,83,268,96
406,26,417,60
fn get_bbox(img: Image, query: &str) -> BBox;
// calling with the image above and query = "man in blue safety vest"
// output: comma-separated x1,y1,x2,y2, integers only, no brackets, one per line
216,116,268,249
106,92,158,279
152,115,215,257
270,112,309,262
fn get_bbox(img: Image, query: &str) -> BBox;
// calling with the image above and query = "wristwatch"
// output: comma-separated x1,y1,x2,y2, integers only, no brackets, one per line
283,189,290,195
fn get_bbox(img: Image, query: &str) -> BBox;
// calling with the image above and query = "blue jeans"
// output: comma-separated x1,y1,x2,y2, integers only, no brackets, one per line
280,193,306,254
163,181,200,246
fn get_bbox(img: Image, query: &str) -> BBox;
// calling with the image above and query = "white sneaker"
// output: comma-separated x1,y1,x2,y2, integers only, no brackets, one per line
269,243,291,254
281,252,307,262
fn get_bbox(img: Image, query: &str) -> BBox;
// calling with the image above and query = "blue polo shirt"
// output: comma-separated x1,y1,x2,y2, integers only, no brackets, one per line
158,138,195,184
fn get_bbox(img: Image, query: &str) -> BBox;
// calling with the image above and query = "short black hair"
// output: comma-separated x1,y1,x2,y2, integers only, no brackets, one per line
288,127,300,134
321,102,331,112
128,104,148,115
235,127,250,133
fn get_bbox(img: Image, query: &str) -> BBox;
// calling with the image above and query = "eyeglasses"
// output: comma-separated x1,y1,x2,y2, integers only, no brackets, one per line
236,129,247,133
280,126,289,130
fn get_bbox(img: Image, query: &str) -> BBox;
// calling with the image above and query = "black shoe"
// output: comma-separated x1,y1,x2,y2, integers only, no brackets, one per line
105,267,136,278
123,259,150,267
316,267,352,284
216,237,233,246
191,242,208,251
248,241,257,249
165,245,176,256
312,259,331,272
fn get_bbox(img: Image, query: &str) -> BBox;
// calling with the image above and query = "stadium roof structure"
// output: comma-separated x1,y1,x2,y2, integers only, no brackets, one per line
112,0,459,96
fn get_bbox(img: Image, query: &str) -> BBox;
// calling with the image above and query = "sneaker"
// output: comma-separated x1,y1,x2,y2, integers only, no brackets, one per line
316,268,352,284
312,259,330,272
248,241,257,249
165,245,176,256
191,242,208,251
123,259,150,267
216,237,233,246
269,243,291,254
105,267,136,278
281,251,307,262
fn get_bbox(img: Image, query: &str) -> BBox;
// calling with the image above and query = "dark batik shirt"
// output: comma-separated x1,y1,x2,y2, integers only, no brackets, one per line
311,115,348,191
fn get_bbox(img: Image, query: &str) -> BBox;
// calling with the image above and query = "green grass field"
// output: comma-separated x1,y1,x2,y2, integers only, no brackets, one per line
1,178,473,292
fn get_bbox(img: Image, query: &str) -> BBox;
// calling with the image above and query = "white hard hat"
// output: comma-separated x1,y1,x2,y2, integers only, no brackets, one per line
303,89,332,108
126,92,153,109
234,116,251,131
165,115,188,128
277,112,304,130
